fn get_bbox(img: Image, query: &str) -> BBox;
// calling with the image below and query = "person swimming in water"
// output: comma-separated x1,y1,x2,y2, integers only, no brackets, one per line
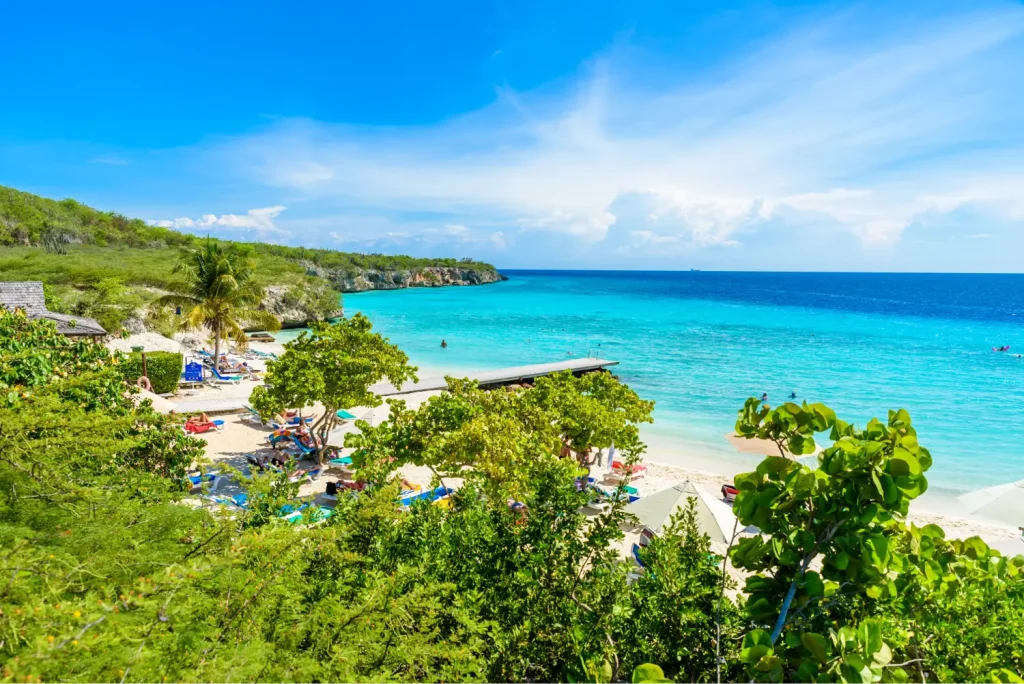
761,392,769,403
789,391,797,399
440,339,447,348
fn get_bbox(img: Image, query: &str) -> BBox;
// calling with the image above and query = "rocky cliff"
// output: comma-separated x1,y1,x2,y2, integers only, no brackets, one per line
299,263,508,293
260,284,343,328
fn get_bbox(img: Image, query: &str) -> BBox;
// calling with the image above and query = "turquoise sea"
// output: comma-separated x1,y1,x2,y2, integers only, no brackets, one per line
279,271,1024,493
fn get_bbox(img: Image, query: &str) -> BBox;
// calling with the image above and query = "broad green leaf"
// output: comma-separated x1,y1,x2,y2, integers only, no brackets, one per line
801,632,830,664
857,620,884,656
632,663,668,683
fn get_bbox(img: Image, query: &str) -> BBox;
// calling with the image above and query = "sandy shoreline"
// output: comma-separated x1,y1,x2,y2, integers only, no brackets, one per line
194,344,1022,553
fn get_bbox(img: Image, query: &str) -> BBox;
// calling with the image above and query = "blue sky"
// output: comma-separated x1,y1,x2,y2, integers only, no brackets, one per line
3,1,1024,271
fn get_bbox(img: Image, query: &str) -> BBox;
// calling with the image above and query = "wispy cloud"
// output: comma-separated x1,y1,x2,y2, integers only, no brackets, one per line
181,3,1024,268
149,206,288,239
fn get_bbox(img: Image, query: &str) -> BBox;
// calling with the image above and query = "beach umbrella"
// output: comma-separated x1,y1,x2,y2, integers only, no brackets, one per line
625,481,747,544
602,442,616,474
958,479,1024,528
724,433,822,462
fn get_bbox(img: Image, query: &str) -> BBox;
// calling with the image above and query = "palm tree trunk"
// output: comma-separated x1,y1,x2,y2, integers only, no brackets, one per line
213,320,221,372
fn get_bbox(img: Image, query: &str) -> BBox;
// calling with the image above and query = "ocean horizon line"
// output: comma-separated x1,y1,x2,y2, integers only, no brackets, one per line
494,267,1024,276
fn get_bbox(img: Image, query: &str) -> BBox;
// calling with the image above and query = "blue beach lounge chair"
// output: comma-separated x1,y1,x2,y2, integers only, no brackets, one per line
208,366,242,384
632,543,646,568
185,471,221,492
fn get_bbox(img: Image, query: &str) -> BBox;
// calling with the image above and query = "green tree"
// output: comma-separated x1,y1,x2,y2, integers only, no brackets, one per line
348,371,653,501
614,500,741,683
728,398,1024,683
345,370,662,681
531,370,655,465
156,238,280,370
250,314,417,462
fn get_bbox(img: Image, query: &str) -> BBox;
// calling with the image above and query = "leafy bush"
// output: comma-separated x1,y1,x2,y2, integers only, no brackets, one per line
728,399,1024,683
12,308,1021,684
613,500,742,683
120,351,183,393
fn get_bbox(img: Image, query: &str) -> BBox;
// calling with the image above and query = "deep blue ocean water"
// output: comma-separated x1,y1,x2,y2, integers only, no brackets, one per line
280,271,1024,492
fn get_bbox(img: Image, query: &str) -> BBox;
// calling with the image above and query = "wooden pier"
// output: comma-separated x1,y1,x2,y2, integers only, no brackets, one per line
369,358,620,396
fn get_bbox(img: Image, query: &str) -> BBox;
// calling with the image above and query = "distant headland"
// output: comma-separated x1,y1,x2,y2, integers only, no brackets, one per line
0,185,504,331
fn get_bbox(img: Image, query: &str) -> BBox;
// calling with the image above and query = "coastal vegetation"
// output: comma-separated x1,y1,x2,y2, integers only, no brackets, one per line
1,309,1022,682
0,185,500,333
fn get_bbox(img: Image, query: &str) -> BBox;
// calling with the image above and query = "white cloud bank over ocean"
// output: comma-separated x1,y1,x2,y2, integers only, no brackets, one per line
152,3,1024,270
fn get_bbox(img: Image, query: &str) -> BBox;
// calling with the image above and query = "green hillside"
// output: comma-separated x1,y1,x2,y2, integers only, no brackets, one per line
0,185,497,332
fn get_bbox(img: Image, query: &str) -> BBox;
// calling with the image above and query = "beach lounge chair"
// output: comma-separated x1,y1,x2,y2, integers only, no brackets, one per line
268,415,314,430
185,471,222,492
632,543,646,568
203,493,248,510
611,461,647,478
283,505,333,525
208,366,242,384
721,484,739,504
588,484,640,510
184,419,224,434
284,434,319,458
327,456,360,479
288,466,322,484
242,405,269,425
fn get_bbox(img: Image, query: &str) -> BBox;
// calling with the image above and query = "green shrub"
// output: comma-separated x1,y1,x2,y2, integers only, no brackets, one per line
120,351,182,393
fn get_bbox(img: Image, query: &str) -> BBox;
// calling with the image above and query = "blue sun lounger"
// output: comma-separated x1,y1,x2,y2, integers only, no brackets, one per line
208,366,243,384
632,543,646,568
185,471,221,492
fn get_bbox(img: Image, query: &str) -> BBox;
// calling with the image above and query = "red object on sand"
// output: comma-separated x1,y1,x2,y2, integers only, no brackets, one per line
721,485,739,503
185,422,217,434
611,460,647,474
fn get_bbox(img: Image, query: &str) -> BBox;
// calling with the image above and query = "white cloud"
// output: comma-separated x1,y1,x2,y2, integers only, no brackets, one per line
149,206,288,236
188,3,1024,266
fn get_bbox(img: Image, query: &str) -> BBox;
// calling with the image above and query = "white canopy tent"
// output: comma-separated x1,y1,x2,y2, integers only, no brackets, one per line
958,479,1024,528
625,481,752,544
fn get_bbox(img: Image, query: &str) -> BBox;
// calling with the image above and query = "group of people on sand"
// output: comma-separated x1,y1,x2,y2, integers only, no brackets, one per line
202,354,261,379
270,421,323,451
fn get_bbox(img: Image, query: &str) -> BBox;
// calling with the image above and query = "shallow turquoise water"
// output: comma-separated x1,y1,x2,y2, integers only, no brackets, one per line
277,271,1024,492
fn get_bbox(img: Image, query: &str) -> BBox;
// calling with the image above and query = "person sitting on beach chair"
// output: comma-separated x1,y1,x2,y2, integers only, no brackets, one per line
184,413,222,433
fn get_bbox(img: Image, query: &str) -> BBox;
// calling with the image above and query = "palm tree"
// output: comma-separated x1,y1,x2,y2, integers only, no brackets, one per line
157,238,280,371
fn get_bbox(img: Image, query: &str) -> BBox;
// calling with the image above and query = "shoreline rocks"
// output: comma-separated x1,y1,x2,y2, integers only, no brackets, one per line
298,263,507,293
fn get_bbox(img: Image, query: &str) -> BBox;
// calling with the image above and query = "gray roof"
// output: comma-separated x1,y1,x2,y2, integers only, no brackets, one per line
0,281,46,313
0,281,107,336
33,311,107,336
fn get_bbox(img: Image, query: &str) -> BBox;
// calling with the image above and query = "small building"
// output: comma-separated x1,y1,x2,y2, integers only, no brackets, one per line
0,281,107,339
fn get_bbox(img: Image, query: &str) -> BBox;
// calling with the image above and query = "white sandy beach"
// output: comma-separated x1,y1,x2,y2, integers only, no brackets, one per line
182,343,1024,555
